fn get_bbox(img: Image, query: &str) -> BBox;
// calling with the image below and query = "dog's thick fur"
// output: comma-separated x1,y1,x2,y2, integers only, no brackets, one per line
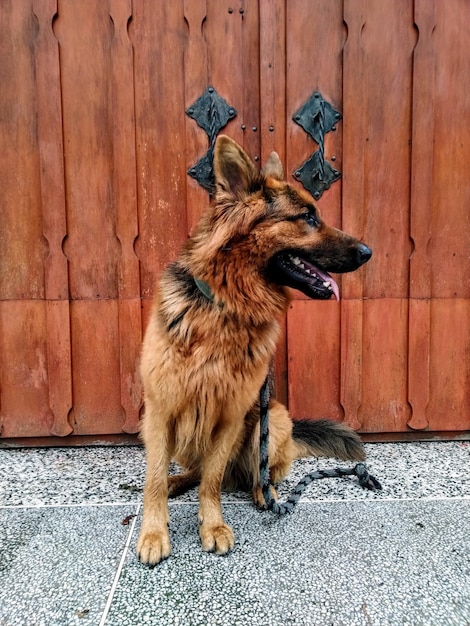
137,136,372,565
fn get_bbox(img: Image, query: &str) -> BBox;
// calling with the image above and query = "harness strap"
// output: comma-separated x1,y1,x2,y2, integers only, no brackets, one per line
258,376,382,515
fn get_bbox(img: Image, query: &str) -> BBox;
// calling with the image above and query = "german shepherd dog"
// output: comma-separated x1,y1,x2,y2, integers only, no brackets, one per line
137,135,372,565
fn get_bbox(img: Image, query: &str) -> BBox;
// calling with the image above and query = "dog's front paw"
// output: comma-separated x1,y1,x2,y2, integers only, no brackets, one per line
199,523,234,555
137,529,171,566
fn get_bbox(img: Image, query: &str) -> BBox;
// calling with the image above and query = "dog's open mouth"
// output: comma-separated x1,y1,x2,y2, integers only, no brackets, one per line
270,252,340,301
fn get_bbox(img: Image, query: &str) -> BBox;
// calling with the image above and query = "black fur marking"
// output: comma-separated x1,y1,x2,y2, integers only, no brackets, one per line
262,187,278,204
292,419,324,444
167,306,190,333
292,418,365,461
166,262,211,306
285,187,314,210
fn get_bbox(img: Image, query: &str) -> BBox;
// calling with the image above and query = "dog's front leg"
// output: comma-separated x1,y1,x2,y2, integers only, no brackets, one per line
198,417,242,555
136,410,173,566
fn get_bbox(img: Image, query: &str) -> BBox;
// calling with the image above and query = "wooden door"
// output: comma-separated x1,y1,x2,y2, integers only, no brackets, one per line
0,0,469,441
0,0,260,439
280,0,470,434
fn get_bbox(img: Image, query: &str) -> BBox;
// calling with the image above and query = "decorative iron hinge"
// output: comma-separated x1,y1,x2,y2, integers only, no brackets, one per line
292,91,342,200
293,152,341,201
186,87,237,192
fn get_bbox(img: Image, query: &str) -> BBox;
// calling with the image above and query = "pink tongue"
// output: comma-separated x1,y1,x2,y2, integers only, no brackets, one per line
331,280,340,301
307,262,340,301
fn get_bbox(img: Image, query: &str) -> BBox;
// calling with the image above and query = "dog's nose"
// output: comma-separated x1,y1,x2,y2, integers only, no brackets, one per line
357,244,372,266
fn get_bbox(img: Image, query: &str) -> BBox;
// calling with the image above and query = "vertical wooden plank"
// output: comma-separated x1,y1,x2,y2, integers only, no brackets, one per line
204,0,249,150
340,0,366,430
288,301,342,420
109,0,142,434
429,0,470,302
131,0,188,302
260,0,285,163
260,0,287,406
240,0,261,161
43,301,72,435
357,0,415,431
426,0,470,431
360,299,410,432
0,1,50,438
54,1,124,433
407,298,430,425
285,0,345,421
0,1,45,303
286,0,344,228
194,0,260,199
54,1,119,301
33,0,73,436
33,0,68,302
183,0,209,234
0,302,50,437
70,301,123,435
361,1,415,300
407,0,436,431
428,300,470,431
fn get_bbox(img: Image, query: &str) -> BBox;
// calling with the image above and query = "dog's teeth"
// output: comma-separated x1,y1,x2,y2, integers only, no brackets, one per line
323,281,331,288
299,263,305,269
293,257,301,266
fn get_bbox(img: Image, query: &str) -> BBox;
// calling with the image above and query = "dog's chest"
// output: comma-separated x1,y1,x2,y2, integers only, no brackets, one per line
194,315,279,370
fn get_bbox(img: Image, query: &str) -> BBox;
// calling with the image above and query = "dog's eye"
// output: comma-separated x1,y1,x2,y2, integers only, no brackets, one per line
303,211,319,228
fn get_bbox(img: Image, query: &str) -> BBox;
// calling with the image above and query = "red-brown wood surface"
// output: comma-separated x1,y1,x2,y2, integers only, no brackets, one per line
280,0,469,434
1,0,469,440
0,2,49,437
33,0,73,437
260,0,288,406
53,1,123,434
285,0,346,421
357,0,415,432
183,0,210,235
426,0,470,430
110,0,142,434
340,0,366,431
407,0,436,431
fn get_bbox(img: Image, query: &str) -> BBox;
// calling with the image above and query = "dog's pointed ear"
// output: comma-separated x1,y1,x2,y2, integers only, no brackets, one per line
262,151,284,181
213,135,261,199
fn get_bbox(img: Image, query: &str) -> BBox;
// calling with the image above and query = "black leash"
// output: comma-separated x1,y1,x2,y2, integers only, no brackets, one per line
258,377,382,514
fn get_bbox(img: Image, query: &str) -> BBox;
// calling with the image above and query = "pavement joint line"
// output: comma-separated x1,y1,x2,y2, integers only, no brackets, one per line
98,503,140,626
0,502,145,510
166,495,470,504
1,494,470,510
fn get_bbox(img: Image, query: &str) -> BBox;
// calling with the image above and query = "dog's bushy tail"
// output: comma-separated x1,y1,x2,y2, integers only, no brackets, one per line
292,419,365,461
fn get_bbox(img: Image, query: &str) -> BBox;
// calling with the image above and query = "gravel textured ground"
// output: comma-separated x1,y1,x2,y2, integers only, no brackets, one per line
1,441,469,625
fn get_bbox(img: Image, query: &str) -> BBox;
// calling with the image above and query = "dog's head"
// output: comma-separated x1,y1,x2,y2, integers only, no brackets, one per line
211,135,372,301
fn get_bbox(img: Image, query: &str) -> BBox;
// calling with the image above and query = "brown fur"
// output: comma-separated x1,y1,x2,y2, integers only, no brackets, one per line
137,136,371,565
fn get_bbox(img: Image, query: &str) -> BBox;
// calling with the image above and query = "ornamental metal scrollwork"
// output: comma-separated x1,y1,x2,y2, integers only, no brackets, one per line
292,92,342,200
186,87,237,193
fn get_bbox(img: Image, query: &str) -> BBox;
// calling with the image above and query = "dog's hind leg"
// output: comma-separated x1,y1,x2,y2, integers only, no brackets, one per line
168,468,200,497
136,403,174,566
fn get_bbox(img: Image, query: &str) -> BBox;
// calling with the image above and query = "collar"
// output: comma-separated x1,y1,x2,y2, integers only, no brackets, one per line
193,277,224,308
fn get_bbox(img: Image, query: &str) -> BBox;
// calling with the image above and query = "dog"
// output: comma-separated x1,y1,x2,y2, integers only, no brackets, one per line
137,135,372,565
